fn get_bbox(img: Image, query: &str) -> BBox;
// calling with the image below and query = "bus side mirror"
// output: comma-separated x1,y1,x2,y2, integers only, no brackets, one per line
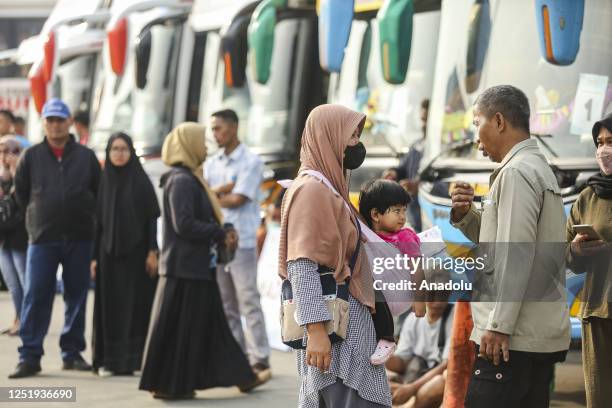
42,31,57,83
135,29,152,90
535,0,584,66
29,61,48,114
221,14,251,88
378,0,414,84
318,0,354,73
248,0,283,85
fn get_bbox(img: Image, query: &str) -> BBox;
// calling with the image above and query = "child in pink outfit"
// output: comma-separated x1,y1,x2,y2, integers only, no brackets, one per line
377,228,421,257
359,179,421,365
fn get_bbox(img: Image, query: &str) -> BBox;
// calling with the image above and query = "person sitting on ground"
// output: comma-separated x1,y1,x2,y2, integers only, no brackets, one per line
386,292,454,408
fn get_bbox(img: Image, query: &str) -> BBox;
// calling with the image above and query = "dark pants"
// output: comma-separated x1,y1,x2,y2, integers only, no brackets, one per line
465,346,565,408
19,241,93,364
372,291,394,342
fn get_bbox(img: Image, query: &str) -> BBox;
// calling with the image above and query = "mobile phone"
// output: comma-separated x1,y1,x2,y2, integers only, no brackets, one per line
572,224,603,241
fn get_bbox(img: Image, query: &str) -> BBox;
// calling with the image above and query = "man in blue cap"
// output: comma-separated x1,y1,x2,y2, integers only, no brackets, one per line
8,98,101,379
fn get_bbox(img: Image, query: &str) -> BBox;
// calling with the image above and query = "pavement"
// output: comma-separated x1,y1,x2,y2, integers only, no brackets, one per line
0,292,586,407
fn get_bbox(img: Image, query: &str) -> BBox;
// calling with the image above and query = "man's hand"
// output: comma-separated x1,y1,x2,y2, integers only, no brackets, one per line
480,330,510,366
392,383,418,405
399,178,419,195
219,193,248,209
382,168,398,181
90,260,97,280
305,322,331,372
450,182,474,222
571,233,607,257
213,182,235,196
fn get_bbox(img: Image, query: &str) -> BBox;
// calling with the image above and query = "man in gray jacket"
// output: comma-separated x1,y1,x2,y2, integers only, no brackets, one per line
450,85,570,407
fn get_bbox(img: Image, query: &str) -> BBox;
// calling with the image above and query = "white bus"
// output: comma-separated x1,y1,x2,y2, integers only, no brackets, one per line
0,1,54,123
419,0,610,341
17,0,111,141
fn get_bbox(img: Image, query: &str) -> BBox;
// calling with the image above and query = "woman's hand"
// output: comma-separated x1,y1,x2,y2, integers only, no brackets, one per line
571,233,607,257
90,260,97,280
145,251,158,278
224,229,239,252
305,322,331,372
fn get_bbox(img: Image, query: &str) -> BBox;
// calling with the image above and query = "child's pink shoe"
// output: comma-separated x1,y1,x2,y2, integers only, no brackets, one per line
370,339,396,365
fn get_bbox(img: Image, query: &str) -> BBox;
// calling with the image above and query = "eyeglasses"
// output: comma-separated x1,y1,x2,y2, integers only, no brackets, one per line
0,148,19,155
110,146,130,154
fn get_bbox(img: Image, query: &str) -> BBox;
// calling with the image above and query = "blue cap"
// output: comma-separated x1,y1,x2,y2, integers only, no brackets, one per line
42,98,71,119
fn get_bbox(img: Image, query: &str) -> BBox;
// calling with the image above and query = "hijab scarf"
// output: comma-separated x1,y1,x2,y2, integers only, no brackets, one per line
161,122,224,224
278,104,375,309
97,132,160,256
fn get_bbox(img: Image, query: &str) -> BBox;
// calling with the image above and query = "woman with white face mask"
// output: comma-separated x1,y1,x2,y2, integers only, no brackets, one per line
566,114,612,408
0,137,27,337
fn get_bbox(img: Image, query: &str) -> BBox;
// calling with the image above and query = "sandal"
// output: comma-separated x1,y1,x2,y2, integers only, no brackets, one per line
370,339,396,365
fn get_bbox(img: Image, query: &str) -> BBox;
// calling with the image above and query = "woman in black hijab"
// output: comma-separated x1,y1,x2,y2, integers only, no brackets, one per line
91,132,161,376
566,114,612,407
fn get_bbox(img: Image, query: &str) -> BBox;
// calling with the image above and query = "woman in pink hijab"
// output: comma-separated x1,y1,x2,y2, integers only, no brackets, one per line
279,105,391,407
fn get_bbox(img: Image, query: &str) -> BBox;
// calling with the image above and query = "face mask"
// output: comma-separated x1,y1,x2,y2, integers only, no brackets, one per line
596,145,612,175
343,142,366,170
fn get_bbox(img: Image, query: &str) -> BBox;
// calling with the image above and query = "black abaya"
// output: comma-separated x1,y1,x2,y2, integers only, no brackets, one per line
92,133,161,373
138,274,255,394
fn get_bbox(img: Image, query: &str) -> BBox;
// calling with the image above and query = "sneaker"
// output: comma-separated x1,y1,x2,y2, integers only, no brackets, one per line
97,367,113,377
238,363,272,393
370,339,396,365
8,362,41,379
62,356,92,371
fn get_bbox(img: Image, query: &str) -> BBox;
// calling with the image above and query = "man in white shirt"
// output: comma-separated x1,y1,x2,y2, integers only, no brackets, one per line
205,109,271,381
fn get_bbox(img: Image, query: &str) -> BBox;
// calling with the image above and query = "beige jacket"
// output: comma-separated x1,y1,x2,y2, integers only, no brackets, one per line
452,139,570,353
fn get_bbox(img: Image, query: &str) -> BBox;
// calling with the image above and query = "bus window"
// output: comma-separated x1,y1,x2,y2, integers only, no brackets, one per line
465,0,491,94
186,32,206,122
357,24,372,90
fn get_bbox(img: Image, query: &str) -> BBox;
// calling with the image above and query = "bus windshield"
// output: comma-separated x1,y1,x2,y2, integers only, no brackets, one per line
91,19,183,155
53,53,98,115
245,18,303,156
329,10,440,156
196,30,251,155
429,0,612,163
197,19,298,157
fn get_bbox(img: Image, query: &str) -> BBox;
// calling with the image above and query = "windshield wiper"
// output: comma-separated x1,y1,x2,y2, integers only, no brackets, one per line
530,133,558,158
